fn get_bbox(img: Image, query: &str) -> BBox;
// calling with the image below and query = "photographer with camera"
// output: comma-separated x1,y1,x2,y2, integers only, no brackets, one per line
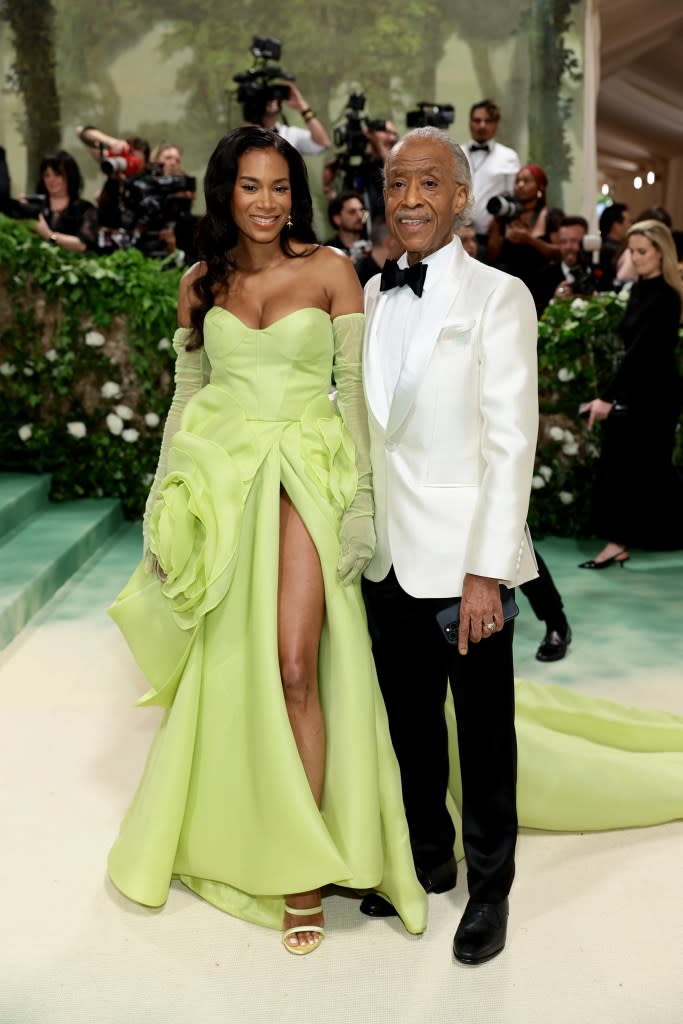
76,126,196,260
486,163,560,311
236,37,329,155
323,191,367,256
323,94,397,222
149,141,199,265
536,216,600,315
76,124,151,250
12,149,98,253
464,100,520,258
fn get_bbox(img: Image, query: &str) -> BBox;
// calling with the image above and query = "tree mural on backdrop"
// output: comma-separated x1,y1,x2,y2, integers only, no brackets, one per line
527,0,582,199
1,0,61,187
54,0,159,133
6,1,583,204
53,0,441,163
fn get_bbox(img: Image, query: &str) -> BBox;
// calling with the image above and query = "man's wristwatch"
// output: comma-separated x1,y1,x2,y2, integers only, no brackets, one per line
49,233,58,245
301,108,316,123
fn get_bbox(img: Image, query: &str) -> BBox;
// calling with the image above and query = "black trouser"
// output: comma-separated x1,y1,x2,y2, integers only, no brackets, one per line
520,551,564,626
363,568,517,903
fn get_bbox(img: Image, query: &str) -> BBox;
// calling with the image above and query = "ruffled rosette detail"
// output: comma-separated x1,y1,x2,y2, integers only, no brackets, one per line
300,395,358,519
148,429,244,630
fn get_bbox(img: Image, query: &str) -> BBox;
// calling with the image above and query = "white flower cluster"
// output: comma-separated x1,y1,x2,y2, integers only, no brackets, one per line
67,421,87,439
157,337,171,351
0,362,16,376
570,297,588,316
18,424,32,442
101,381,121,399
85,330,106,348
557,367,576,382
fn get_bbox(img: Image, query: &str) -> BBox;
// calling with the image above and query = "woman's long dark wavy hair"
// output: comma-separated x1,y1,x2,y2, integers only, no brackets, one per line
188,126,317,348
37,150,83,202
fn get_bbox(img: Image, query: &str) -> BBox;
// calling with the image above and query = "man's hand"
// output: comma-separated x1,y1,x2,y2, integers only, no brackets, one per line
283,83,307,113
457,573,504,655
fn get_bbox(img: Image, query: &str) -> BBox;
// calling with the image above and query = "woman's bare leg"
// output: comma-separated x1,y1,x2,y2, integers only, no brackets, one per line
278,489,326,949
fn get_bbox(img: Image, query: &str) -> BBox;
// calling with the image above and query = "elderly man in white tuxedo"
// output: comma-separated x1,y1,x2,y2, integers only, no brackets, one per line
359,127,538,965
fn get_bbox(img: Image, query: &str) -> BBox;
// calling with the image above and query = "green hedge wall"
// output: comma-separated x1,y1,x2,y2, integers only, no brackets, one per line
2,217,680,535
1,217,182,517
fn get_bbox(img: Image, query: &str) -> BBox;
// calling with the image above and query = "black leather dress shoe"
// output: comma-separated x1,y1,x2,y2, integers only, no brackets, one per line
453,897,509,965
360,856,457,917
535,624,572,662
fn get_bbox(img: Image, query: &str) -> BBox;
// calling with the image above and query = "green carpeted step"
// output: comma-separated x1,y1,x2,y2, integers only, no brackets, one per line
0,474,51,540
0,497,123,649
32,519,142,626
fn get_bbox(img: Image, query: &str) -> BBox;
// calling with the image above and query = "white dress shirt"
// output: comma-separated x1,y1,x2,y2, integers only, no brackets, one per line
464,139,521,236
368,238,458,423
275,122,326,155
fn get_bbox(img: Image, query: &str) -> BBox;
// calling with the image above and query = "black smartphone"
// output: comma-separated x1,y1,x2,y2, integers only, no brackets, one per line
435,585,519,645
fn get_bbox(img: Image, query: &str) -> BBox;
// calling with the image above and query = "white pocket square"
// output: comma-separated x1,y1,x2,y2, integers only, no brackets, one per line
439,319,477,341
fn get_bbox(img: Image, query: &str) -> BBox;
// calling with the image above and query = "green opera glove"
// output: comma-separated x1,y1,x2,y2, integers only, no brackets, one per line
332,313,375,584
142,328,209,569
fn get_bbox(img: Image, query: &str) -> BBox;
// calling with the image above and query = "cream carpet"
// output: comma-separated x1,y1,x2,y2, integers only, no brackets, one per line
1,529,681,1024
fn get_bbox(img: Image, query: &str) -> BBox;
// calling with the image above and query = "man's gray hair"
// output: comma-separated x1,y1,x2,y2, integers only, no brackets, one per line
384,127,475,228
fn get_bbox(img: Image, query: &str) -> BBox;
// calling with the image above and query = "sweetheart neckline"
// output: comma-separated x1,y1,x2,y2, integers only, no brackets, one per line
207,305,330,332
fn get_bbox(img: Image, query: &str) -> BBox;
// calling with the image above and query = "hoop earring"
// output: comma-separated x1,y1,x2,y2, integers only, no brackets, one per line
286,215,293,229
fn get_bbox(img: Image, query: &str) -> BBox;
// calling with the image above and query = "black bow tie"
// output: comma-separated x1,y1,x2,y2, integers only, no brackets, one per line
379,259,428,298
469,143,489,152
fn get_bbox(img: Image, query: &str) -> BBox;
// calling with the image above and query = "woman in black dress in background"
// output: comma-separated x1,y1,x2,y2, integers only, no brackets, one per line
580,219,683,567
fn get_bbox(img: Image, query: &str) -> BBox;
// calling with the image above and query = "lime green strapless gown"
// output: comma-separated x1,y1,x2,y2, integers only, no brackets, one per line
109,307,683,933
108,308,426,932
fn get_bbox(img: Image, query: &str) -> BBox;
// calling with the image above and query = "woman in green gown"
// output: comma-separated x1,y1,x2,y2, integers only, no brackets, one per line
108,126,426,954
108,127,683,956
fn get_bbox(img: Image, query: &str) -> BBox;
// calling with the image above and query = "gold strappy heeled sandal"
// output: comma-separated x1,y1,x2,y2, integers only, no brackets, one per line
282,903,325,956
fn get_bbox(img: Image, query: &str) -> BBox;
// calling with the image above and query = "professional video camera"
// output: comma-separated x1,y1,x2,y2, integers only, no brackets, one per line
331,92,388,194
486,193,523,221
405,102,455,129
119,173,196,258
233,36,295,115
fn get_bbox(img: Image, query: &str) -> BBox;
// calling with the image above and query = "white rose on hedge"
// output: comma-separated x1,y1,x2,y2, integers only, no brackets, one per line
106,413,124,435
18,424,32,441
122,428,140,443
570,298,588,315
559,491,574,505
45,348,57,362
549,426,565,442
144,412,160,427
114,404,134,420
23,367,35,377
538,465,552,481
0,362,16,376
101,381,122,399
563,429,575,443
562,442,579,456
532,475,546,489
557,367,576,382
67,421,87,439
85,330,106,347
157,337,171,351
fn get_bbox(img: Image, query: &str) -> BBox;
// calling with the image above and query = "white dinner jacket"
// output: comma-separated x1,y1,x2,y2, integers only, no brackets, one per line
363,237,539,598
